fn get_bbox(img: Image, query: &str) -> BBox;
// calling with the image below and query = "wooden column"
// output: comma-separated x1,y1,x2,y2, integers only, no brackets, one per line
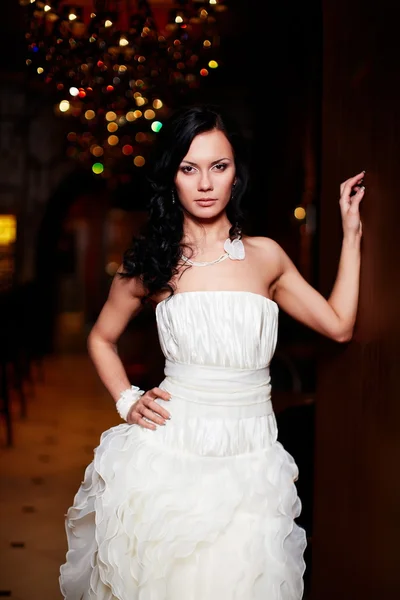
311,1,400,597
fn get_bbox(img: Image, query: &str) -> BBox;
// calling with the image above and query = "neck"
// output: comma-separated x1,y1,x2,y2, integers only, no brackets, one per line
182,213,232,249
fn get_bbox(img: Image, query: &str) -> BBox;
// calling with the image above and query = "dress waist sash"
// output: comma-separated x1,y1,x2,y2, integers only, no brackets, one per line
158,360,273,419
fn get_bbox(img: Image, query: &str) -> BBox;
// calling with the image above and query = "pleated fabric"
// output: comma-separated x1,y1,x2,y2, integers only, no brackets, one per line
60,291,307,600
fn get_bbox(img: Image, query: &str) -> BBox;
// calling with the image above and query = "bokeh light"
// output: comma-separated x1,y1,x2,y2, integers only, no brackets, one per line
151,121,162,133
105,111,117,121
22,0,227,181
122,144,133,156
59,100,70,112
133,156,145,167
294,207,306,220
91,145,104,157
92,162,104,174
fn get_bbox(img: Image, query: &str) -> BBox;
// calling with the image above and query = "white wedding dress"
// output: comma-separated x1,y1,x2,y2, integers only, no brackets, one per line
59,290,307,600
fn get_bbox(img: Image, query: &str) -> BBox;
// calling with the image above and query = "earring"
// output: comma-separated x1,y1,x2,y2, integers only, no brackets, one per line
171,189,176,204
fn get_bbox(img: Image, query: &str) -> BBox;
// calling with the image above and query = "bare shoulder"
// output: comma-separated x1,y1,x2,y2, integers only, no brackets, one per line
244,235,282,253
244,235,285,269
242,235,287,296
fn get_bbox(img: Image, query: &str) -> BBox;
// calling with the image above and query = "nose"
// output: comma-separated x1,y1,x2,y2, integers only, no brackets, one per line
198,171,213,191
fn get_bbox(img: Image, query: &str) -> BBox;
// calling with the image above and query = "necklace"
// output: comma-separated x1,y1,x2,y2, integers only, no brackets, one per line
181,237,245,267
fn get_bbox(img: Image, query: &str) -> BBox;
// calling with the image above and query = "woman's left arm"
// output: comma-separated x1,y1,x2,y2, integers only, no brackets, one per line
271,170,365,342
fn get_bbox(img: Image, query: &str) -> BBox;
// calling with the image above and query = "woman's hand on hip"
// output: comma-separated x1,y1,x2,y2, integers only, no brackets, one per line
127,387,171,429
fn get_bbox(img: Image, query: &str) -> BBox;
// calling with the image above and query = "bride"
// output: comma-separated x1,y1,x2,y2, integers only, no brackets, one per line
59,104,364,599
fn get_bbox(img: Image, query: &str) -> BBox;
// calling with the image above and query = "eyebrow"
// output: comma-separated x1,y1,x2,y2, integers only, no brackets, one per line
180,157,232,166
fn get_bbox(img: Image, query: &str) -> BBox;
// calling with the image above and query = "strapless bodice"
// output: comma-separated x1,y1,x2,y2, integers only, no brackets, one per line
155,290,279,370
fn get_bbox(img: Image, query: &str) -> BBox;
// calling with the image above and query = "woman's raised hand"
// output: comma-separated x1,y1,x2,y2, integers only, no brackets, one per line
339,170,366,238
127,387,171,429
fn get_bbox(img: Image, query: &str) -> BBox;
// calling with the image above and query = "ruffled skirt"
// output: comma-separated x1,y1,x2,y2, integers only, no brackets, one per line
59,404,307,599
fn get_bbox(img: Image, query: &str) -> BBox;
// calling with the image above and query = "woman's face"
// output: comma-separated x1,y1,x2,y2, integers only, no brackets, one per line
174,128,236,219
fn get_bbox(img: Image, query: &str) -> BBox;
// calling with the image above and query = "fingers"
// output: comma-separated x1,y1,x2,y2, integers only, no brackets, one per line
140,406,167,426
340,172,366,205
128,387,172,428
136,417,157,431
353,170,365,181
150,387,172,402
147,388,172,420
340,170,365,196
349,186,365,212
127,410,156,429
348,170,365,186
128,407,160,429
147,401,171,421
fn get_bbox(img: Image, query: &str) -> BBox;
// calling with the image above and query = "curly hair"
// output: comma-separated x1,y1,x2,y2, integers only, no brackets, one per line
121,104,250,300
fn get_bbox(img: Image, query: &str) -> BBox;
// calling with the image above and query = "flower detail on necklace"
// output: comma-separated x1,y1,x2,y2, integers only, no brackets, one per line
181,236,245,267
224,237,245,260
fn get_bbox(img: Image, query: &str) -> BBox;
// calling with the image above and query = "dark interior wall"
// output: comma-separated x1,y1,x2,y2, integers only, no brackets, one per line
312,1,400,598
245,0,322,246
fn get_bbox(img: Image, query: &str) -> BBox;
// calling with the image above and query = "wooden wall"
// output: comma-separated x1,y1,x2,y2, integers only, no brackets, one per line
311,1,400,597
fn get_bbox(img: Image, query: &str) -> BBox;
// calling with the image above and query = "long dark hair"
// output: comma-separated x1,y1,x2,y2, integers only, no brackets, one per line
121,104,250,300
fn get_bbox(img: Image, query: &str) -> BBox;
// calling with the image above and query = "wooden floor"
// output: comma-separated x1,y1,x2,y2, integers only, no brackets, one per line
0,352,312,600
0,354,116,600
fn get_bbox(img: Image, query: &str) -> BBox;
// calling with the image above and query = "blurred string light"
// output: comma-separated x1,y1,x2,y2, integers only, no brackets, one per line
20,0,228,183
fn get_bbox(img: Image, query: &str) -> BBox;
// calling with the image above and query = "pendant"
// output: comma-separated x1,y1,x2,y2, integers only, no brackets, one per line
223,237,245,260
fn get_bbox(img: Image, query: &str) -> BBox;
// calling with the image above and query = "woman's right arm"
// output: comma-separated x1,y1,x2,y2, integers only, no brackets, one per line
87,270,171,429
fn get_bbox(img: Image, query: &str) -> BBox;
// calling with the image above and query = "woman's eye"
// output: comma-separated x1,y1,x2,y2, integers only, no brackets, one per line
180,163,228,174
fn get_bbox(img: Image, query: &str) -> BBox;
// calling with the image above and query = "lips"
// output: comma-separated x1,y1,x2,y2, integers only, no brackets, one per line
195,198,217,206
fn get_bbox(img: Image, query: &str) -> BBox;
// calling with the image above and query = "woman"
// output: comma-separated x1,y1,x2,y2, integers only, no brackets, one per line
59,104,364,599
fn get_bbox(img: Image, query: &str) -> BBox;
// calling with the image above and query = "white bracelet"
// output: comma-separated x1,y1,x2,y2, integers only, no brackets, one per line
115,385,145,421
